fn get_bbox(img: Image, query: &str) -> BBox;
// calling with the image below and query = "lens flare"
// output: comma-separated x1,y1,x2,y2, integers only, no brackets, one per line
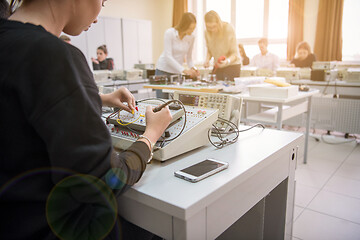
46,174,118,240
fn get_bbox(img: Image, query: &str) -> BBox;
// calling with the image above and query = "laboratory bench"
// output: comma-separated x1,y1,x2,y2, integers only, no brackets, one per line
290,79,360,97
286,80,360,135
239,90,319,164
97,79,156,99
117,127,303,239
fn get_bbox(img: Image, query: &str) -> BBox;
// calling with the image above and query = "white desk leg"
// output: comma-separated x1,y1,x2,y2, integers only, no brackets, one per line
173,209,206,240
304,96,312,164
277,103,283,130
243,100,249,125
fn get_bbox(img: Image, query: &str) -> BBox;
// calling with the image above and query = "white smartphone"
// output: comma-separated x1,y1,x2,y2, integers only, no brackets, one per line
174,159,229,183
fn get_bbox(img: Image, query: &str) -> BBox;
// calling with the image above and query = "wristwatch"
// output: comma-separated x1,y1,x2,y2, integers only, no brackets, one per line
138,135,154,163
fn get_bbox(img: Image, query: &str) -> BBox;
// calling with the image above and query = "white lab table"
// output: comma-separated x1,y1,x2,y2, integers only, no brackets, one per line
117,127,303,239
284,80,360,135
97,79,155,99
239,90,318,164
143,83,223,93
290,79,360,97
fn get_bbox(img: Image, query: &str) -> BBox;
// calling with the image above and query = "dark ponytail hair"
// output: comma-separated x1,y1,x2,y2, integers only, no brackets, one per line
97,45,108,55
0,0,10,18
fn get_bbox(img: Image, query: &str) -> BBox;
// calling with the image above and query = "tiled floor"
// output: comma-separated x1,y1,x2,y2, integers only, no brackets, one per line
292,134,360,240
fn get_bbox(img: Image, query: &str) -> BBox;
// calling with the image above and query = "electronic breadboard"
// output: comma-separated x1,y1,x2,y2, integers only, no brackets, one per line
106,102,184,131
105,100,219,161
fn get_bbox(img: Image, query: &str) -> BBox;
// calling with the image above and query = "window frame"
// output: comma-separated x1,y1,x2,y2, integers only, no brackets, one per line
188,0,289,62
342,0,360,61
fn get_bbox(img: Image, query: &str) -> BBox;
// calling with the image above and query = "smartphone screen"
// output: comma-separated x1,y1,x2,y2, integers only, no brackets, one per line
181,160,226,177
174,159,228,182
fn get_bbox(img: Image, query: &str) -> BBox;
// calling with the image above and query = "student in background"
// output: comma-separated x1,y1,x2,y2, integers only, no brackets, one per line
238,43,249,66
91,44,114,70
204,10,241,81
290,41,316,68
155,12,199,79
0,0,9,18
250,38,280,72
0,0,172,239
59,34,71,44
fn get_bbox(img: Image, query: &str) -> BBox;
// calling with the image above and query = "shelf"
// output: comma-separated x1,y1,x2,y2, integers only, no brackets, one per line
246,101,308,123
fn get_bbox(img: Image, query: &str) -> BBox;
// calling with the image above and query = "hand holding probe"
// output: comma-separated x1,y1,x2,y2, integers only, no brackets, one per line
153,102,171,112
153,100,182,112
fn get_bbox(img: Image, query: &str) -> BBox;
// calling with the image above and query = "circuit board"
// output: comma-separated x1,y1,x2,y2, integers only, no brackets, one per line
107,101,184,131
105,100,219,161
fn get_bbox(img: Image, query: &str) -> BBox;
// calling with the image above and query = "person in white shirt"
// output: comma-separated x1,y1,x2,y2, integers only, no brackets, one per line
155,12,199,79
250,38,279,72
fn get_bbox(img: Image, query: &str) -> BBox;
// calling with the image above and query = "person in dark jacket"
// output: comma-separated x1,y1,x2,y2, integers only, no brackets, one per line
290,41,317,68
238,43,249,66
92,44,115,70
0,0,172,239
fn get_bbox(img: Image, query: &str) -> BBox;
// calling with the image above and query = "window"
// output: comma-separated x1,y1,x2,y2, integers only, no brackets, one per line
342,0,360,61
189,0,289,63
268,0,289,39
206,0,231,23
236,0,264,39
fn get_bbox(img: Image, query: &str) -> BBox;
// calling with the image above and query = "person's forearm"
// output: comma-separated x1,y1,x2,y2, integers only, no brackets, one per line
109,144,148,195
228,55,234,64
99,93,111,107
228,54,239,64
206,52,212,63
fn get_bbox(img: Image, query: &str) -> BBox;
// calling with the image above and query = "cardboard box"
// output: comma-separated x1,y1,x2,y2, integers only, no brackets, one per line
248,84,299,98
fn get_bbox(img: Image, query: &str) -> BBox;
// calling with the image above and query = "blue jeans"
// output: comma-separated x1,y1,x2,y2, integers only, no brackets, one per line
154,69,175,99
155,69,177,79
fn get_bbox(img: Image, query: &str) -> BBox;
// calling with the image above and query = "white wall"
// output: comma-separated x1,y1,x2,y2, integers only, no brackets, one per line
9,0,320,64
303,0,319,52
99,0,173,64
100,0,320,63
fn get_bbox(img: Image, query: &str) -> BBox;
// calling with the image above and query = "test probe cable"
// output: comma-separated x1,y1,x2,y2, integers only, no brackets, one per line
148,99,187,148
114,98,187,148
208,118,265,149
137,98,167,104
320,133,358,145
104,98,167,123
209,118,240,149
